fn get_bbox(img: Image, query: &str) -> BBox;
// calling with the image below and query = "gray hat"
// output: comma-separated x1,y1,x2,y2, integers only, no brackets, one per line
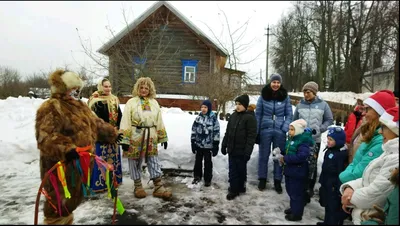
269,74,282,83
302,81,318,94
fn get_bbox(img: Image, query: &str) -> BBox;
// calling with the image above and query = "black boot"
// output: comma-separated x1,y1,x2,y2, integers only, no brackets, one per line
258,178,266,191
204,181,211,187
284,208,291,215
285,214,302,221
226,192,239,200
192,177,200,184
274,179,282,194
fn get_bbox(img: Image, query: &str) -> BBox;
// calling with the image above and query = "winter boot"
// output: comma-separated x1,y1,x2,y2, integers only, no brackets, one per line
284,208,292,215
226,192,239,200
274,179,282,194
192,177,200,184
43,214,74,225
204,181,211,187
134,179,147,199
152,177,172,200
258,178,267,191
285,214,302,221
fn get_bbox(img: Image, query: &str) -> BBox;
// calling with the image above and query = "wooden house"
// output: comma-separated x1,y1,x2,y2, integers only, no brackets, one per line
97,1,245,106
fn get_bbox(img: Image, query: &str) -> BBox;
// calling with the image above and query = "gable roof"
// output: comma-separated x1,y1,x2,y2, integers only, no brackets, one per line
97,1,228,57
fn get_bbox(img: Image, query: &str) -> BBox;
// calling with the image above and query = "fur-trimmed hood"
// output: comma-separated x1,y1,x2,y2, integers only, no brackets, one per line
49,69,84,95
261,83,288,102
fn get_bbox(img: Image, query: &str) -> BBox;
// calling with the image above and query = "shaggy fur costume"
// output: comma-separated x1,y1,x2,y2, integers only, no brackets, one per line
36,69,118,224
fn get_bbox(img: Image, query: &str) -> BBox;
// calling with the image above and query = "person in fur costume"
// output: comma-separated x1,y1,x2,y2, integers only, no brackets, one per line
119,77,171,200
35,69,120,225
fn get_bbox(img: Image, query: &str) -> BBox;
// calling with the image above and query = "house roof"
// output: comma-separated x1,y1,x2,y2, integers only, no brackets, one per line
223,67,246,76
97,1,228,57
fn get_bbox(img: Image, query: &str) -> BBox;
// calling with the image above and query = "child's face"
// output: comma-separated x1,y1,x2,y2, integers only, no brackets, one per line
201,105,208,115
288,125,295,137
235,102,245,112
327,136,336,148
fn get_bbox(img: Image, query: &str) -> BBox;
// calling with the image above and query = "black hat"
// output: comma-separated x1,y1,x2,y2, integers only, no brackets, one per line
235,94,250,109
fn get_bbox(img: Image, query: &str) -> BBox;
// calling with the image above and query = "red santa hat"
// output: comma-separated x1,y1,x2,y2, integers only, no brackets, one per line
363,90,396,116
379,106,399,136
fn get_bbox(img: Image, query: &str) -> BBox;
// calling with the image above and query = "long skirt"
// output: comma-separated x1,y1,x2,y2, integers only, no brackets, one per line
90,142,123,192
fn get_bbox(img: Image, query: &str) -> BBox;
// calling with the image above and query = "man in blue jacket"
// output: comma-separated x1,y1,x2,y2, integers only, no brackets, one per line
293,81,334,205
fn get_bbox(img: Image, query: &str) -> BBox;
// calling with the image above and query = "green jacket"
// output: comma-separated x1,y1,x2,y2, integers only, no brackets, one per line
339,128,383,183
361,186,399,225
285,131,314,156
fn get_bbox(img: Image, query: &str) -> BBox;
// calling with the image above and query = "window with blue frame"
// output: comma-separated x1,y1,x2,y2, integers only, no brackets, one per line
181,59,198,83
132,57,146,79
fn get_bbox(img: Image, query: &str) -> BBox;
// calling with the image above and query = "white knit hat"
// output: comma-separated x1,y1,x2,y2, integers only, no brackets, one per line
290,119,307,136
379,106,399,136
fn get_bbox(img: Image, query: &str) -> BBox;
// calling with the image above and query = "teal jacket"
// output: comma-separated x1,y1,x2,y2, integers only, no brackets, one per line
339,129,383,183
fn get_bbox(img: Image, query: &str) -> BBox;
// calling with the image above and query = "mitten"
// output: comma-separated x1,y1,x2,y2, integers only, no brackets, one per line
115,133,123,144
272,147,281,156
65,148,80,162
121,144,130,152
191,142,197,154
211,141,219,157
221,146,227,155
161,142,168,150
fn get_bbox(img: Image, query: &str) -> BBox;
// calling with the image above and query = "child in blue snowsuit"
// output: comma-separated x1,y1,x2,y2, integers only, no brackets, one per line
191,100,220,187
317,127,348,225
281,119,314,221
221,94,257,200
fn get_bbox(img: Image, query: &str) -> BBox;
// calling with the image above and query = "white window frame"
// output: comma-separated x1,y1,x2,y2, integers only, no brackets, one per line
184,66,196,83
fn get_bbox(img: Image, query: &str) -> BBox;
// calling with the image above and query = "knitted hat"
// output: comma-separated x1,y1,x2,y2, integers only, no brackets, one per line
201,99,212,115
302,81,318,94
49,69,84,94
379,106,399,136
247,104,256,112
290,119,307,136
327,127,346,148
269,74,282,83
363,90,396,116
235,94,250,109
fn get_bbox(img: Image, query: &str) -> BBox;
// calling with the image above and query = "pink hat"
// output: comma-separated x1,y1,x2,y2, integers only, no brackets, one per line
363,90,396,115
379,106,399,136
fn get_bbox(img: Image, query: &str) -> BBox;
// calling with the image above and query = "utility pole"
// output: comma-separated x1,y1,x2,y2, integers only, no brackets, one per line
265,25,270,83
260,68,262,84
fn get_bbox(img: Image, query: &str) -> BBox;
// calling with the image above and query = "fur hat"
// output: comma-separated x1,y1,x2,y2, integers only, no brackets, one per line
302,81,319,95
269,74,282,83
201,99,212,115
49,69,84,94
248,104,256,112
379,106,399,136
235,94,250,109
364,90,396,116
290,119,307,137
327,127,346,148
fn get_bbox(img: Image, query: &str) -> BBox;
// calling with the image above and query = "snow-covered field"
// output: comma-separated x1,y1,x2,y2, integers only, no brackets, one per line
0,95,349,225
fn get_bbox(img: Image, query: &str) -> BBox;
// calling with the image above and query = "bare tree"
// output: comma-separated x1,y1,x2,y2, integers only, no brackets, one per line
0,66,26,99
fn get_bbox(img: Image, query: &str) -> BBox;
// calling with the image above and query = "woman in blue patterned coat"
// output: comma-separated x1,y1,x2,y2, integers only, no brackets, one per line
191,100,220,187
256,74,293,193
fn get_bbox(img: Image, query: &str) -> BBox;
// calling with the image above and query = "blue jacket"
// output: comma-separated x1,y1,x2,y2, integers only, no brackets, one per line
191,112,220,149
256,85,293,133
283,131,313,178
293,96,333,143
319,146,348,189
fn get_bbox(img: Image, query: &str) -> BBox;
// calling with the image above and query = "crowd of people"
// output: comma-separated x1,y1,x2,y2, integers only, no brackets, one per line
34,69,398,225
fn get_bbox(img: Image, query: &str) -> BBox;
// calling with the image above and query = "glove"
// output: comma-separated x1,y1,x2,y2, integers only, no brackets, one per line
65,148,80,162
211,141,219,157
244,155,250,162
255,133,260,145
221,146,227,155
161,142,168,150
191,142,197,154
121,144,129,152
115,133,123,144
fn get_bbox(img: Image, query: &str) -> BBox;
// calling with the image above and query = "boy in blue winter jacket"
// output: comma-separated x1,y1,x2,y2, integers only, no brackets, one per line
317,127,348,225
280,119,314,221
191,100,220,187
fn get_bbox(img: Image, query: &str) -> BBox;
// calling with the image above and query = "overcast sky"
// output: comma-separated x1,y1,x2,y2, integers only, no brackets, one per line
0,1,292,84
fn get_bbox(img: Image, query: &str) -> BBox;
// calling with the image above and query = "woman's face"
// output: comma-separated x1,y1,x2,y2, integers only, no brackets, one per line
303,90,315,102
139,84,150,97
363,104,379,123
379,124,398,144
102,81,112,96
270,80,281,91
